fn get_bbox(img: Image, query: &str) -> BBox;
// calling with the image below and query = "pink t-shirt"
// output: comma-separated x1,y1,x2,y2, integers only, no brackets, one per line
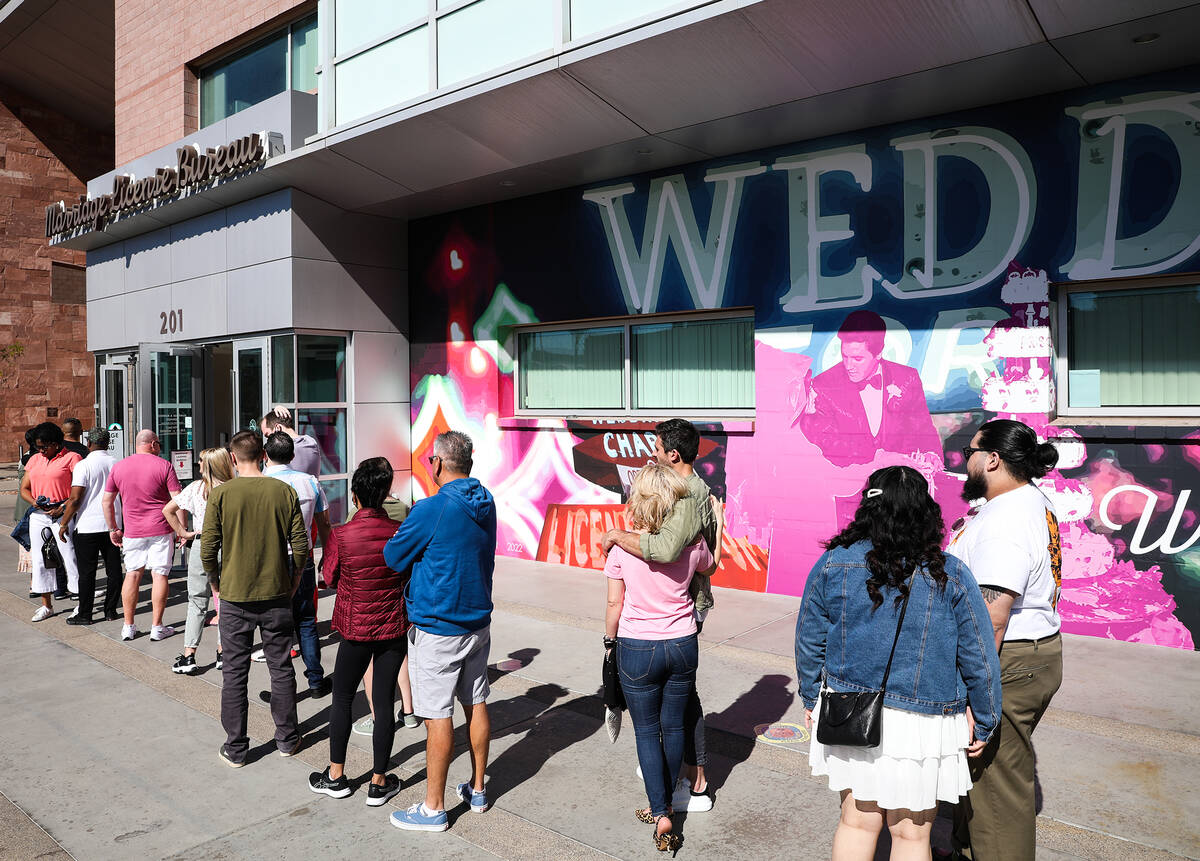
605,538,712,640
103,453,181,538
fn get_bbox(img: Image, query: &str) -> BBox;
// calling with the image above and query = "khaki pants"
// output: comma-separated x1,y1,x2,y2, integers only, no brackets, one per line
957,632,1063,861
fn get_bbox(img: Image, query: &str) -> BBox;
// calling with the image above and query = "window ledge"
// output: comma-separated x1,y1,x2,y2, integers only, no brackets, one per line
499,416,755,434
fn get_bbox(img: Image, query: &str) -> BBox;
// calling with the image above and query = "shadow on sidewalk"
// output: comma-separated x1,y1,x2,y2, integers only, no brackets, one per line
703,672,794,790
481,683,601,804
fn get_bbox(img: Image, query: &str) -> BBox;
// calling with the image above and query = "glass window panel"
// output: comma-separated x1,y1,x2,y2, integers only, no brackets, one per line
437,0,556,87
321,478,348,525
298,408,348,475
236,348,264,431
1068,284,1200,408
290,14,319,92
335,27,429,126
297,335,346,402
335,0,425,54
200,31,288,126
518,327,623,410
271,335,295,404
632,318,754,410
570,0,687,40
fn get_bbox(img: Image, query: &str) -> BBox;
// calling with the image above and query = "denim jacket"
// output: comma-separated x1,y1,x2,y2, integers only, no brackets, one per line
794,541,1003,743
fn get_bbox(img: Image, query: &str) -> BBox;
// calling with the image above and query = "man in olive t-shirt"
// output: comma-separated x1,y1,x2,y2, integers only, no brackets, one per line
202,430,309,766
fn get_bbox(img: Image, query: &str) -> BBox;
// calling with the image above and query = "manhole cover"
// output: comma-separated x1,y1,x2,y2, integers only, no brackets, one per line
754,722,809,744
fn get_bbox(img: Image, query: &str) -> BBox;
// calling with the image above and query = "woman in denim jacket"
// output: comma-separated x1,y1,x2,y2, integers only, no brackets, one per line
795,466,1002,860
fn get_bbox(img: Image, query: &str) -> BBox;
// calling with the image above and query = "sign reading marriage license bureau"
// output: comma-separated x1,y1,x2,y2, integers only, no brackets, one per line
45,131,275,239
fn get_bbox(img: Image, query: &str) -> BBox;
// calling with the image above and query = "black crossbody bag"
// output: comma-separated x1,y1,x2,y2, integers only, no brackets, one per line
817,581,911,748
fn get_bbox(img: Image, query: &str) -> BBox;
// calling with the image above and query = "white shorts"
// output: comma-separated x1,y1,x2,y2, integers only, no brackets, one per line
408,625,491,720
122,534,174,575
29,510,78,594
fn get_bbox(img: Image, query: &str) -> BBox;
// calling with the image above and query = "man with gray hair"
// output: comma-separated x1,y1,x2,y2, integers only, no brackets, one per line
58,428,122,624
385,430,497,833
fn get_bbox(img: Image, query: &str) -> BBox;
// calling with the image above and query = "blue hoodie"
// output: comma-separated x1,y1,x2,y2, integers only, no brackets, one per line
384,477,497,636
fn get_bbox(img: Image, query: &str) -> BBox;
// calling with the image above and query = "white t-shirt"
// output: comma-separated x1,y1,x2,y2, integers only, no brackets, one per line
175,479,211,531
947,483,1062,640
71,451,118,533
264,464,327,540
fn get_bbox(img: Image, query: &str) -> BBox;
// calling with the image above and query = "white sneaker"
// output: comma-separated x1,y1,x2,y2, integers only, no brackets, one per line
671,778,713,812
150,625,175,641
31,606,54,622
251,648,267,663
122,624,138,641
67,608,79,620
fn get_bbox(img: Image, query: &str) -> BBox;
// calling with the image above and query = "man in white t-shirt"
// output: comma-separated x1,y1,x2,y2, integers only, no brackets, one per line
58,428,122,625
947,419,1063,861
262,430,332,698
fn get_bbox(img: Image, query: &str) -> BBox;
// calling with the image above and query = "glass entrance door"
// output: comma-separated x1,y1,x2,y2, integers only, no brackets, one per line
233,338,270,435
98,359,133,458
140,344,202,475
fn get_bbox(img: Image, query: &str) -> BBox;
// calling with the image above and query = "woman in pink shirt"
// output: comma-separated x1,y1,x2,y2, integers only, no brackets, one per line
604,463,716,853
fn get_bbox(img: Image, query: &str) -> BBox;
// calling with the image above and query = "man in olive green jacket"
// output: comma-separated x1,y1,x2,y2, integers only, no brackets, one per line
203,430,309,767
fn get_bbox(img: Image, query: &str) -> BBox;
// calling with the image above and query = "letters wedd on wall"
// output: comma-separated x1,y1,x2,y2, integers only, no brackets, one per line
44,130,283,241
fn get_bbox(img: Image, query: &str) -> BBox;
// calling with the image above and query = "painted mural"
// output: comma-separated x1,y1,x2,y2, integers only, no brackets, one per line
409,67,1200,650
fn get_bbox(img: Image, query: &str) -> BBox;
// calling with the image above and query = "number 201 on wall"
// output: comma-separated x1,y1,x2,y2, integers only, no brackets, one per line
159,308,183,335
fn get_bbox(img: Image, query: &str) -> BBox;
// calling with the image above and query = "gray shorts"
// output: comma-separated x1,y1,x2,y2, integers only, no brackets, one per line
408,625,491,719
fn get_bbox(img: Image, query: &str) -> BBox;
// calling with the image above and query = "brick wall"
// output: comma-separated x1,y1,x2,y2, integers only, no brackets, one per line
0,85,113,458
115,0,310,164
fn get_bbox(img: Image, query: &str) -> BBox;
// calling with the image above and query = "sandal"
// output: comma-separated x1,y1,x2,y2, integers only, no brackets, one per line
653,816,681,854
635,808,656,824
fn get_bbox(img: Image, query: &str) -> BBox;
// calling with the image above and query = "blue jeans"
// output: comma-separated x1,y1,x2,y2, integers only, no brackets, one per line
291,559,324,688
618,634,698,817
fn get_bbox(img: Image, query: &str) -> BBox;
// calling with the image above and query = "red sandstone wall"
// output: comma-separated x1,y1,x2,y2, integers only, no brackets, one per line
0,85,112,458
115,0,311,165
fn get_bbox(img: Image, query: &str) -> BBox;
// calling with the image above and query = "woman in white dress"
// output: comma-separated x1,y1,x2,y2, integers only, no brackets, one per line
794,465,1002,860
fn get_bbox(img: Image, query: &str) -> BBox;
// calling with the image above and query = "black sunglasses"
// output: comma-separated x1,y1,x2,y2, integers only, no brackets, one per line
961,446,990,461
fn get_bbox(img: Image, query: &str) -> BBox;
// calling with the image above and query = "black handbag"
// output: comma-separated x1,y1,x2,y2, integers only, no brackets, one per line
40,526,65,571
817,582,911,748
602,646,625,711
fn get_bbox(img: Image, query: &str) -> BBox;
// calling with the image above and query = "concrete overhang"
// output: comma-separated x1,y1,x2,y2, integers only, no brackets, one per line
0,0,113,131
57,0,1200,250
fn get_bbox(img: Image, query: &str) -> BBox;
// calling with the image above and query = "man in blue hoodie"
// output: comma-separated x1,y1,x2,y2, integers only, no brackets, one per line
385,430,497,833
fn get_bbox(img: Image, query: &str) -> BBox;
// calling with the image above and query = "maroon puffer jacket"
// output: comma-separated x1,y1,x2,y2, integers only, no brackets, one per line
323,508,408,641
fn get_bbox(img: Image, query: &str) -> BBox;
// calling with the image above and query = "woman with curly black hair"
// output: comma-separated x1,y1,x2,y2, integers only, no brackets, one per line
795,465,1002,861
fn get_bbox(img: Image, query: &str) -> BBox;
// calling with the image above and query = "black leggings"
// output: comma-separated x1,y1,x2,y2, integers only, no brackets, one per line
329,635,407,774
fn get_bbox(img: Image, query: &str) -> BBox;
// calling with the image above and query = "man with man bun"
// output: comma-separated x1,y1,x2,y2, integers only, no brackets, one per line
948,418,1063,861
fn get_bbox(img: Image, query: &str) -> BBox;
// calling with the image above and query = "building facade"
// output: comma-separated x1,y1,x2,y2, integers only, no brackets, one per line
54,0,1200,647
0,0,114,453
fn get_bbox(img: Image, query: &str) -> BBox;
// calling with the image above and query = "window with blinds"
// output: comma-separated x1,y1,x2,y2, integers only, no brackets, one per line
516,312,754,416
1060,275,1200,416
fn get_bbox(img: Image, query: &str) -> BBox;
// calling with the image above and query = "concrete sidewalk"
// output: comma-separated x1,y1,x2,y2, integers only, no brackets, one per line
0,519,1197,859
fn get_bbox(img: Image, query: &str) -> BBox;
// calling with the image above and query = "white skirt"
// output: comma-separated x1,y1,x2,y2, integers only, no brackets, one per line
809,691,972,811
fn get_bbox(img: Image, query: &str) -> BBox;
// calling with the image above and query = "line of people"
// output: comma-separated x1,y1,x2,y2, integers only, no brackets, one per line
15,411,1059,857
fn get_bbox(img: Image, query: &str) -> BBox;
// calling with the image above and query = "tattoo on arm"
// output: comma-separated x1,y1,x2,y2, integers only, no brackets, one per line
980,586,1005,604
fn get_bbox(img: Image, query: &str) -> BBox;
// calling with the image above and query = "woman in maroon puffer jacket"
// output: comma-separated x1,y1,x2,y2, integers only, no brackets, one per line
308,457,408,807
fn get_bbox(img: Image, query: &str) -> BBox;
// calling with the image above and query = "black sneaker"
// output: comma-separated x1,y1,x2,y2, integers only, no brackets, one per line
366,774,402,807
172,654,199,674
218,746,245,768
309,768,352,799
309,677,332,698
104,611,121,621
65,614,93,626
52,591,70,600
68,592,80,601
215,650,223,670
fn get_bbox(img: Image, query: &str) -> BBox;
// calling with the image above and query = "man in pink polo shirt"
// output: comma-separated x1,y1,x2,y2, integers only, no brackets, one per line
102,429,181,642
